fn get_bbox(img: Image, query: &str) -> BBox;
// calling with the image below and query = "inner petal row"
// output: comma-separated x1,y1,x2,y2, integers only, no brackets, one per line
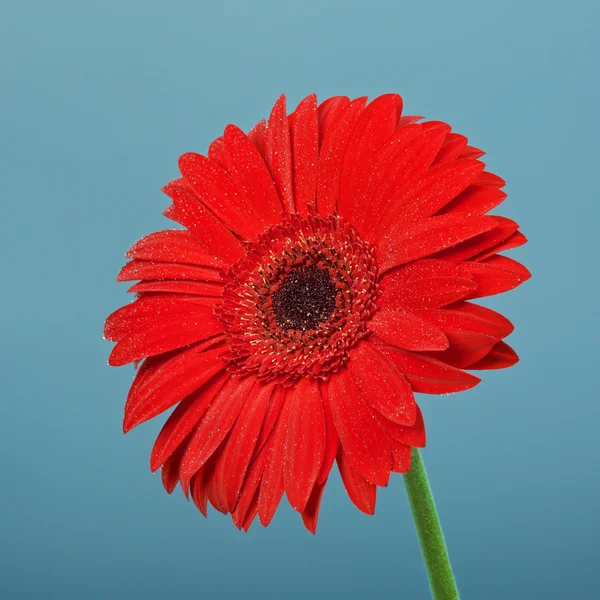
217,214,379,384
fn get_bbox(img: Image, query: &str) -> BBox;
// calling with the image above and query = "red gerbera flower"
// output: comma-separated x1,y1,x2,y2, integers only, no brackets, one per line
105,93,529,533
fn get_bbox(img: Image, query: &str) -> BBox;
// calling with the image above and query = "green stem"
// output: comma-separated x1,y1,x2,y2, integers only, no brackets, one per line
403,448,459,600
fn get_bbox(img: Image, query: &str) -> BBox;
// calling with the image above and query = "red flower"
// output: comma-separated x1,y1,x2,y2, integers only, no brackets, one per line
105,94,529,533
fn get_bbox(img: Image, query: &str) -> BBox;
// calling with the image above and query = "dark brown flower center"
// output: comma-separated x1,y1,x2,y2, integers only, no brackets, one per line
272,265,338,331
217,214,379,384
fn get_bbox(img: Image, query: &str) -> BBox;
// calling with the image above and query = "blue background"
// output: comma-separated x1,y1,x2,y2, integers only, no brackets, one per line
2,1,598,598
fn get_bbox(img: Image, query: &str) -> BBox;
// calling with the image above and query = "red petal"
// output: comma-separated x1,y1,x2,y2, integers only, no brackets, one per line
316,380,339,485
392,159,485,225
481,255,531,281
212,381,273,512
265,95,294,214
124,352,176,416
348,341,417,425
369,309,449,352
179,375,256,493
339,94,401,224
473,230,528,261
125,350,180,413
125,346,219,431
289,94,318,216
255,386,287,455
434,216,519,263
462,260,529,298
108,306,223,366
126,230,225,269
222,124,283,227
204,450,229,513
208,137,227,168
421,120,449,131
248,119,267,158
374,341,481,394
316,97,367,216
258,400,288,526
131,293,218,307
201,454,223,509
378,214,497,273
190,468,209,517
123,343,226,433
284,378,326,512
127,280,223,296
440,185,507,215
105,295,211,342
380,257,471,283
447,301,514,336
412,306,511,339
161,442,187,494
150,372,230,471
469,340,519,369
232,447,268,528
458,145,485,160
327,369,391,486
428,330,497,369
162,203,184,226
117,259,223,283
178,154,265,239
351,124,422,229
375,405,426,448
337,448,376,515
162,180,245,264
301,479,327,534
477,171,505,187
366,124,451,239
432,133,468,165
317,96,350,142
397,115,423,127
390,439,412,473
240,493,260,531
379,273,477,310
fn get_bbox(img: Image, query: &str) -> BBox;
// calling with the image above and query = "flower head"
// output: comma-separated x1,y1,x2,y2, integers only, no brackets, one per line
105,94,529,532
